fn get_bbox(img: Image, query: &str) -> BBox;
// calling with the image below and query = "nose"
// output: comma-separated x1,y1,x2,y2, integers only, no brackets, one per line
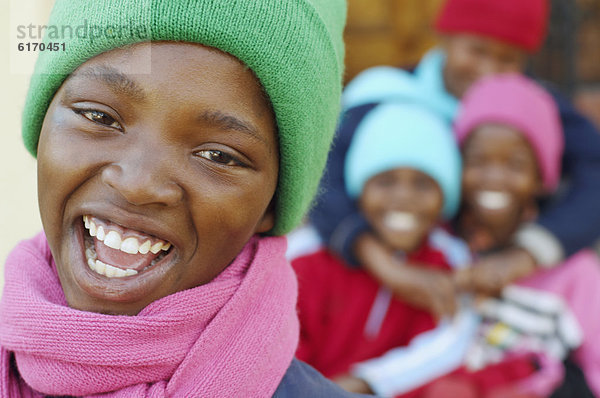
482,163,509,185
101,146,184,207
389,183,414,204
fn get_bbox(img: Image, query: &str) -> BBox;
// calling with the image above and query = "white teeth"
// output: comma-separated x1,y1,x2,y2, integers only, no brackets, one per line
139,240,151,254
90,259,135,278
94,260,106,275
150,242,163,254
85,248,97,260
89,222,97,237
84,224,142,278
96,226,106,241
83,216,172,255
384,212,418,231
120,237,140,254
104,262,116,277
476,191,511,210
104,231,122,250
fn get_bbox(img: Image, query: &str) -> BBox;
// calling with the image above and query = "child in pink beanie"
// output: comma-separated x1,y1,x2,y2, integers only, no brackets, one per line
454,74,563,193
453,74,600,398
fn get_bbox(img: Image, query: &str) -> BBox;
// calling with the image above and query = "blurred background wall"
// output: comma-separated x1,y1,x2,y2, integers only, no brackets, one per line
1,0,599,290
0,1,54,291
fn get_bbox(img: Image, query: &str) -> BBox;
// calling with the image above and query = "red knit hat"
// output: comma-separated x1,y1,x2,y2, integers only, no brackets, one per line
435,0,549,52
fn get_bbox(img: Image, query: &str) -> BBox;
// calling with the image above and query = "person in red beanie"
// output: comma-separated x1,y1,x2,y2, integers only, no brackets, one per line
435,0,548,98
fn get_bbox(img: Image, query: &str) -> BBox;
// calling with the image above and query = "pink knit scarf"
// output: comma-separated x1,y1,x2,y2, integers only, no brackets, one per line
0,232,299,397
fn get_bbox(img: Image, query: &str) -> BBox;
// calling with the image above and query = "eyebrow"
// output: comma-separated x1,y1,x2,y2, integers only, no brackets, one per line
67,65,146,101
198,110,266,144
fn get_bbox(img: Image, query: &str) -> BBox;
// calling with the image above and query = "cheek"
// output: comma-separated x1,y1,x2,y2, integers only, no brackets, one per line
420,191,444,220
462,167,481,195
511,172,539,199
188,173,276,240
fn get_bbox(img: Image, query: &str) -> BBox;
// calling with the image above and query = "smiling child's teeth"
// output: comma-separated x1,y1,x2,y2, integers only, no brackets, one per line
104,263,116,277
84,215,172,255
104,231,122,250
139,240,151,254
120,237,140,254
150,242,163,254
96,226,105,241
89,222,97,237
94,260,106,275
384,212,418,231
476,191,511,210
85,248,97,260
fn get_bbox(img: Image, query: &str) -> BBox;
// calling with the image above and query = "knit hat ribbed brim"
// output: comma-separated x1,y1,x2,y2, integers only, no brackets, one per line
345,103,462,220
22,0,346,236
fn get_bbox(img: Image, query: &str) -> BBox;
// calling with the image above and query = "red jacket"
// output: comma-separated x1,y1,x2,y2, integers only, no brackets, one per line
293,241,452,378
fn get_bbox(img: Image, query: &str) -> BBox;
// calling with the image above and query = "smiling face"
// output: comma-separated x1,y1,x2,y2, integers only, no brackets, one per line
37,42,279,315
359,168,444,253
442,34,527,99
461,124,541,246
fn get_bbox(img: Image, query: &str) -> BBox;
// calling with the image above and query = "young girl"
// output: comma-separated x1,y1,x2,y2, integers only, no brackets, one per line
293,102,467,386
0,1,363,397
347,75,600,398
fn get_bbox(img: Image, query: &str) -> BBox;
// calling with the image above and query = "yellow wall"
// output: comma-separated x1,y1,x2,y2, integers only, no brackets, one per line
0,1,55,291
344,0,443,83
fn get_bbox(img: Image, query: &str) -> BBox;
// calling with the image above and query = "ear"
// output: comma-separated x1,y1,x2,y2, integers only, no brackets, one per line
254,199,276,234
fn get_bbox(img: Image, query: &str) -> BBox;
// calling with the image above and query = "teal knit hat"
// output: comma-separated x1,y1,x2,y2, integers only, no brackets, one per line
345,103,462,220
22,0,346,236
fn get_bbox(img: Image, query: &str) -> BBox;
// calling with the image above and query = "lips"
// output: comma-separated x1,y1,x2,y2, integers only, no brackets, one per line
82,215,172,278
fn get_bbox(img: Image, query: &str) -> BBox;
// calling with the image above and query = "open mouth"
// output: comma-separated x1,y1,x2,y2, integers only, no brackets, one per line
475,191,512,211
383,211,418,232
82,215,173,278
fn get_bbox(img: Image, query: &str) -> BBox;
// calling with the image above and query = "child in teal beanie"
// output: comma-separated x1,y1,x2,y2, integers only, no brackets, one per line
0,1,369,397
293,102,468,393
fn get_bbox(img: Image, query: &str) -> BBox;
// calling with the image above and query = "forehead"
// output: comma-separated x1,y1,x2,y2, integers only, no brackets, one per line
62,41,271,119
464,124,534,156
445,33,525,55
369,167,439,187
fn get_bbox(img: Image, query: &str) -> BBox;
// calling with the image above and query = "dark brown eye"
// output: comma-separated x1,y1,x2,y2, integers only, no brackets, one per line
196,150,242,166
76,109,122,130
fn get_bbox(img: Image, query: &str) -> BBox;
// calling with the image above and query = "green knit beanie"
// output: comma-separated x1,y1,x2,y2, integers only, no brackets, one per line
22,0,346,236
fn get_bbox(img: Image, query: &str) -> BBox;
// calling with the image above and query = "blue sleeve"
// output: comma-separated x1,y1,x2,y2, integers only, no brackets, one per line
308,103,378,265
273,359,373,397
537,87,600,256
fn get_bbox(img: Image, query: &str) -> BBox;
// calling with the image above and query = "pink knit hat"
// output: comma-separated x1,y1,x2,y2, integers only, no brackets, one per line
454,74,563,192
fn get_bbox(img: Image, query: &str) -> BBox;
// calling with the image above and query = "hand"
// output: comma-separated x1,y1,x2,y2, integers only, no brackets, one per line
333,374,373,394
354,233,458,318
463,247,537,297
395,264,458,319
